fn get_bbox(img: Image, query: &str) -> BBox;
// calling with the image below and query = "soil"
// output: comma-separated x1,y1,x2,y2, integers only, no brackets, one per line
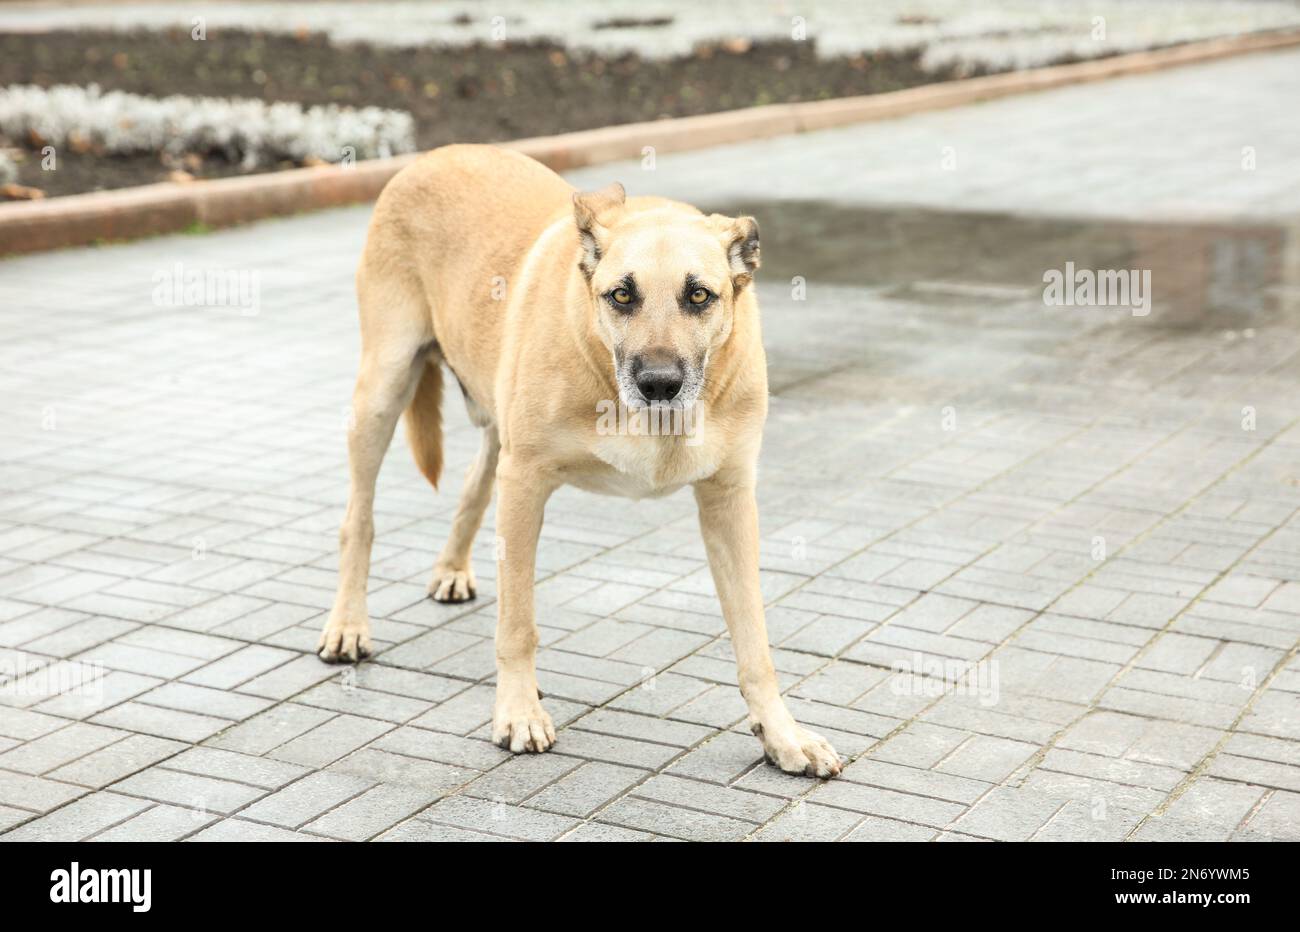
0,27,976,198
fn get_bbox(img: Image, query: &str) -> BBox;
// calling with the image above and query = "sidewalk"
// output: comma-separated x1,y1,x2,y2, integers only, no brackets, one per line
566,45,1300,222
0,48,1297,842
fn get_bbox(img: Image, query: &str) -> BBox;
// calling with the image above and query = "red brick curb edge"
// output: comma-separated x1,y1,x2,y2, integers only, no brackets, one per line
3,29,1298,256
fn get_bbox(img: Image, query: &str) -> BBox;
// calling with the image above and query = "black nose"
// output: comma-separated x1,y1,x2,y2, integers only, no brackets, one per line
633,358,685,403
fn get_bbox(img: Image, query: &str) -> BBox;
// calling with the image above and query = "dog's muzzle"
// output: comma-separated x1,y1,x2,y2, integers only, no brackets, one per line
632,355,685,404
616,349,704,412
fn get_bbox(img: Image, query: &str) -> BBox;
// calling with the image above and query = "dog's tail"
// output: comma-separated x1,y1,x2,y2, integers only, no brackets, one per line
404,361,443,489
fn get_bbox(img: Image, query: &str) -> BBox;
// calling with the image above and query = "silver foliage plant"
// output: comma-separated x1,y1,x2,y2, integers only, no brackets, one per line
0,84,416,167
0,1,1295,69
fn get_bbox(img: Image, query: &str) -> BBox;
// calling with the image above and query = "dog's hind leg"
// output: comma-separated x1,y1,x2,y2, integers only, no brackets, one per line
429,423,500,603
319,275,432,663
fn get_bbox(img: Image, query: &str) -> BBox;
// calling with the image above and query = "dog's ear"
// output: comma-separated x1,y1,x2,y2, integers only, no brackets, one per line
711,214,761,290
573,183,626,278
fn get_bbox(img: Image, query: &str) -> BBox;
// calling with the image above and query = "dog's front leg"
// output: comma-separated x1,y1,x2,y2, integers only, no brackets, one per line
695,476,842,778
491,459,558,753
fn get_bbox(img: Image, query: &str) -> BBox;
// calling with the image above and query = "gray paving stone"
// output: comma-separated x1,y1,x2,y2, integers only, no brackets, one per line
112,766,268,815
461,752,584,804
935,734,1040,783
527,761,647,817
371,725,510,771
0,722,127,775
558,821,657,842
1222,732,1300,767
303,782,441,841
0,791,148,841
163,747,310,790
269,714,394,768
810,780,966,829
666,730,762,783
33,670,162,719
1031,797,1144,842
376,819,507,842
754,800,864,841
92,803,217,841
0,768,88,813
552,727,681,770
950,787,1065,841
0,706,67,741
189,818,332,842
844,757,992,804
406,684,495,734
1020,767,1166,817
295,679,433,726
419,794,578,841
238,771,374,829
136,681,274,721
1040,747,1186,793
0,804,30,832
44,734,185,788
608,671,712,715
598,796,752,842
182,644,297,689
570,708,714,748
1133,778,1267,841
329,747,473,794
1235,789,1300,841
91,700,230,743
633,773,784,823
348,665,467,703
205,703,334,755
235,654,343,700
842,812,941,841
1239,690,1300,740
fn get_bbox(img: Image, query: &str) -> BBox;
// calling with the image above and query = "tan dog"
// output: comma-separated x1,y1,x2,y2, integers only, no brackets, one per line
317,145,842,778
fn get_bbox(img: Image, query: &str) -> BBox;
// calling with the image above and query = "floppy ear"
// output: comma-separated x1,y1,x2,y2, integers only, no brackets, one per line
573,182,626,278
711,215,760,290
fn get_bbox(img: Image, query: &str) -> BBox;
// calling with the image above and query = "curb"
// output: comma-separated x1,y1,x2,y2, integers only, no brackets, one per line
2,29,1298,256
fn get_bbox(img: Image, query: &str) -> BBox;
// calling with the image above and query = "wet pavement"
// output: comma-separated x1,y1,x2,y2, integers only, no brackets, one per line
1,49,1298,841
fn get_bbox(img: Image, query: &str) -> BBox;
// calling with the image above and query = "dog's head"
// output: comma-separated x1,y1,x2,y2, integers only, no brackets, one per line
573,183,759,411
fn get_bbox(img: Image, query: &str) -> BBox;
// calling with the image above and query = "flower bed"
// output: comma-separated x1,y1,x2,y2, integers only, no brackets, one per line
0,84,414,168
1,0,1298,198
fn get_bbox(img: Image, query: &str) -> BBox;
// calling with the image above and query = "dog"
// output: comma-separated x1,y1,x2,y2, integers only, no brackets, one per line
316,145,842,778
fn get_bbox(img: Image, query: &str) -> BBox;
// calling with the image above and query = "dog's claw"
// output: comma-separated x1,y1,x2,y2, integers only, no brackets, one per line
317,620,372,664
492,689,555,754
754,721,842,779
429,566,477,603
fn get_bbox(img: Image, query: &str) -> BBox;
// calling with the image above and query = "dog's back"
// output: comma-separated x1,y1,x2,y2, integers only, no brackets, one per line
351,146,572,489
361,145,574,419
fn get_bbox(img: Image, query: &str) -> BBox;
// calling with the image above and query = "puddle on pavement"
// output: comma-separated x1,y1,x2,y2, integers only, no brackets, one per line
701,201,1299,330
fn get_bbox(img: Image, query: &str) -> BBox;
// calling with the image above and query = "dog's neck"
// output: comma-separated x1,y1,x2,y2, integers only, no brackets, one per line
563,268,623,406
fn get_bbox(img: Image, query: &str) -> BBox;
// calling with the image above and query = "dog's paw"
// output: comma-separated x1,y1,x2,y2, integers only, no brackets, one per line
429,564,476,603
492,691,556,754
753,720,842,779
317,616,372,664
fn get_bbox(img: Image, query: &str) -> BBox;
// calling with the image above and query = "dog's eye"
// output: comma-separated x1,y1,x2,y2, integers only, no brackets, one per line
610,288,633,306
688,288,712,306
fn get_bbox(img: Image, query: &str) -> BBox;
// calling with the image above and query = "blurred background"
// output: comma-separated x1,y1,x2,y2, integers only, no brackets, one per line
2,0,1299,197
